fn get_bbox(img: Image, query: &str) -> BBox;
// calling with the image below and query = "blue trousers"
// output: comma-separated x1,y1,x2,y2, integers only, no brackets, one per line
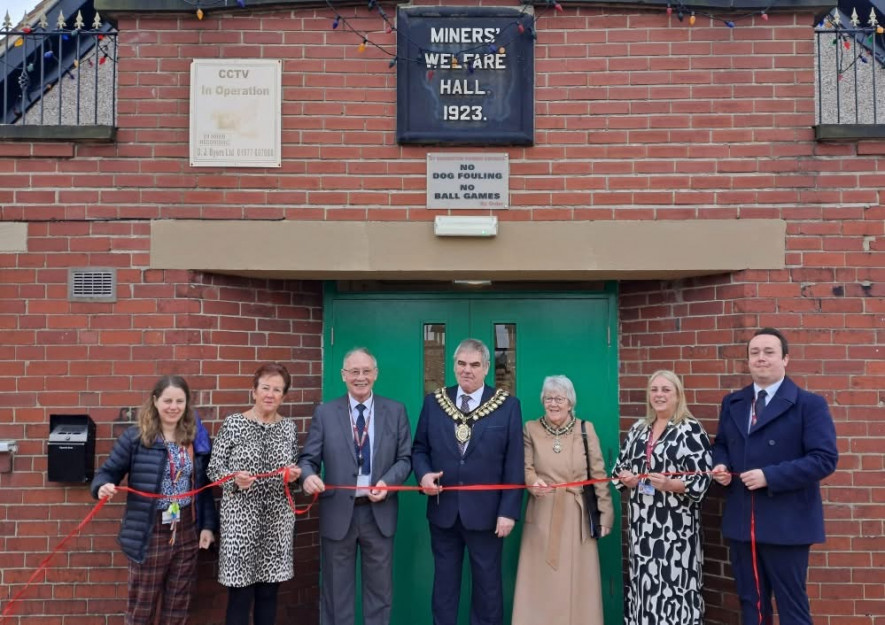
429,518,503,625
730,540,812,625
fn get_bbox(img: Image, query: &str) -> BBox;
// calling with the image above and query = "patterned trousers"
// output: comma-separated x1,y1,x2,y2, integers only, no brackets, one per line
126,507,198,625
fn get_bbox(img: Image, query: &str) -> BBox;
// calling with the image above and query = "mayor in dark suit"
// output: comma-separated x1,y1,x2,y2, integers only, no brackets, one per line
412,338,524,625
299,348,412,625
712,327,838,625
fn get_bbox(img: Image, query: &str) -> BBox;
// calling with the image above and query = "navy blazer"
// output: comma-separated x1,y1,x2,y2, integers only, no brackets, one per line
712,376,838,545
412,385,524,531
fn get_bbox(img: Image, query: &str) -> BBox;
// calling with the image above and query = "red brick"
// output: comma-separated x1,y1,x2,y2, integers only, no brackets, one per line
0,6,883,625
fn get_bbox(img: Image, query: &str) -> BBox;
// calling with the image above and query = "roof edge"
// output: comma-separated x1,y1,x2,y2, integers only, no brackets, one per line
96,0,833,15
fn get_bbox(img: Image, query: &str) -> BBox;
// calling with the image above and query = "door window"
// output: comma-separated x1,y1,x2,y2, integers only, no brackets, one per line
493,323,516,391
423,323,446,393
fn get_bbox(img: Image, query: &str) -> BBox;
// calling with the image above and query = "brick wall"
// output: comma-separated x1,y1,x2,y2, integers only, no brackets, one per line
1,1,883,623
0,259,323,624
620,267,885,624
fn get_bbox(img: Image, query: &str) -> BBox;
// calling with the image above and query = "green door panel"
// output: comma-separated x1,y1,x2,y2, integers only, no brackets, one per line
323,288,622,625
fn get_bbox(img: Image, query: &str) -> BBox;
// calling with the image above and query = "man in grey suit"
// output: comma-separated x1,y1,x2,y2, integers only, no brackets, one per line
299,347,412,625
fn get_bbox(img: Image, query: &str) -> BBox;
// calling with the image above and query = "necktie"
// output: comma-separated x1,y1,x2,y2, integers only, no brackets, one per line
752,389,767,428
458,395,471,455
356,404,370,475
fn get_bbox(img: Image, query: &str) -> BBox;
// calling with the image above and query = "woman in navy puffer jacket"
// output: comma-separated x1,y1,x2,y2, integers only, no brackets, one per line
91,375,218,625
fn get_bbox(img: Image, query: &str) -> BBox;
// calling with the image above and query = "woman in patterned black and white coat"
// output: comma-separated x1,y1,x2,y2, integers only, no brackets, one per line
208,362,301,625
612,370,712,625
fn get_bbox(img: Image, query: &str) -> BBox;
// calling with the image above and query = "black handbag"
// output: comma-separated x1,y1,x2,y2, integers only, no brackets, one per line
580,420,602,539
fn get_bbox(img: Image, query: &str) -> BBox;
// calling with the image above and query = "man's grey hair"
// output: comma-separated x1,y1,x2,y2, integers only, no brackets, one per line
342,347,378,369
453,338,490,366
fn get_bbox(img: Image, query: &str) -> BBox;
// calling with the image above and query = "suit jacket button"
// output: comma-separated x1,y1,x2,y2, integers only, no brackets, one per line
768,440,776,445
459,460,465,465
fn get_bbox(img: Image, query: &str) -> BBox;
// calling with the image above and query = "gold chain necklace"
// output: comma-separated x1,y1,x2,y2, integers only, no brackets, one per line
434,387,509,444
539,416,576,453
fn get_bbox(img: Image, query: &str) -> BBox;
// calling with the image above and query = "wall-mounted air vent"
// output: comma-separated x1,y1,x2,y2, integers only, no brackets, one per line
68,268,117,302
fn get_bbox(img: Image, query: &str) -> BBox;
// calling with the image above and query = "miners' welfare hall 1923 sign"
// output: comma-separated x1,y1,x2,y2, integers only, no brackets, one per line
396,6,534,145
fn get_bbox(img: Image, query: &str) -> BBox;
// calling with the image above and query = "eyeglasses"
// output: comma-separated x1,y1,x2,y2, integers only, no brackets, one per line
543,396,568,405
342,368,376,377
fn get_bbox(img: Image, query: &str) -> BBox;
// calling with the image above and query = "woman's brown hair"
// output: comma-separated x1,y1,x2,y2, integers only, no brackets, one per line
252,362,291,394
137,375,196,447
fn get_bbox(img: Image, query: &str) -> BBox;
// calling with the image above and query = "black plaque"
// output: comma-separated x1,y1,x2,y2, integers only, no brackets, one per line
396,6,534,145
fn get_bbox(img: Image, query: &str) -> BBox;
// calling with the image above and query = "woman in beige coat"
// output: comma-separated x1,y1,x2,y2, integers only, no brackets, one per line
512,375,614,625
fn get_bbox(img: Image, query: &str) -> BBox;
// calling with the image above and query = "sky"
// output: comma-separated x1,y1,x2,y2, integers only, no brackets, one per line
4,0,40,24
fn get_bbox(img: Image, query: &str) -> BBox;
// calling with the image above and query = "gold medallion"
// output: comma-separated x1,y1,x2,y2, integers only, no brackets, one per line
455,423,471,443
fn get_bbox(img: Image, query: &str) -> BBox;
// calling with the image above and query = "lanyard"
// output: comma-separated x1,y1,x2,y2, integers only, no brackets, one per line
644,429,656,465
165,442,186,485
644,424,668,468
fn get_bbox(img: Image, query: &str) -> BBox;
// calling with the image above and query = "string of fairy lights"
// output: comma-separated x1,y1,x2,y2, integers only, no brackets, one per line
816,8,885,74
312,0,885,79
5,0,883,92
178,0,882,61
663,0,774,27
2,9,117,117
177,0,885,81
182,0,807,48
323,0,555,71
2,9,117,65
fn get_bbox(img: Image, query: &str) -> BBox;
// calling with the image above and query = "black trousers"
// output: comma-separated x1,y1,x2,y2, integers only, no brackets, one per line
226,582,280,625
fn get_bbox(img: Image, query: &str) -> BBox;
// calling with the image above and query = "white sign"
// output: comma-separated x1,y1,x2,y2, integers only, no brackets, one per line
427,153,509,209
190,59,281,168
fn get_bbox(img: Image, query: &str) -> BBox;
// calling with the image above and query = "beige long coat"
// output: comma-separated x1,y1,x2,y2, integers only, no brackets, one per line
512,418,614,625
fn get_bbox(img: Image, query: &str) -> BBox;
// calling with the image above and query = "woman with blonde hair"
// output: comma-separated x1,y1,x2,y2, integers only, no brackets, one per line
613,370,712,625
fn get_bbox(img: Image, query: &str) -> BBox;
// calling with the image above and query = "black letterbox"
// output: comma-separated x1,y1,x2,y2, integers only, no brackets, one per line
48,414,96,483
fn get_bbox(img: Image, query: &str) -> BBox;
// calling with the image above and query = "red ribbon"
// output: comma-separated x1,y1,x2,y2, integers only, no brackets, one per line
0,466,314,622
1,498,109,621
111,466,316,514
750,492,763,625
0,468,740,622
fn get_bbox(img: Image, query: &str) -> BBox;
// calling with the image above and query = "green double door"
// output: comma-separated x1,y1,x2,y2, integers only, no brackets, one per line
322,287,623,625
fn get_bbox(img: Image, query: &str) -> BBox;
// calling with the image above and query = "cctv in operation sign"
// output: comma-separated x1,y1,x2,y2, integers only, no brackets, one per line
189,59,282,168
397,6,534,145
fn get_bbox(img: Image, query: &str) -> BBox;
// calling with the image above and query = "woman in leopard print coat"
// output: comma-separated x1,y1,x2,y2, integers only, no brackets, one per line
208,363,302,625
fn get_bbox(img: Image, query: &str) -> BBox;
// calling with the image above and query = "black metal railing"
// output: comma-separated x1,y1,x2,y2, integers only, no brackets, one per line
1,9,117,126
815,11,885,125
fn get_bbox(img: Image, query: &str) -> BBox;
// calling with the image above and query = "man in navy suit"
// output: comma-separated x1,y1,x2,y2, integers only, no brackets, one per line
712,328,838,625
300,348,412,625
412,338,524,625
